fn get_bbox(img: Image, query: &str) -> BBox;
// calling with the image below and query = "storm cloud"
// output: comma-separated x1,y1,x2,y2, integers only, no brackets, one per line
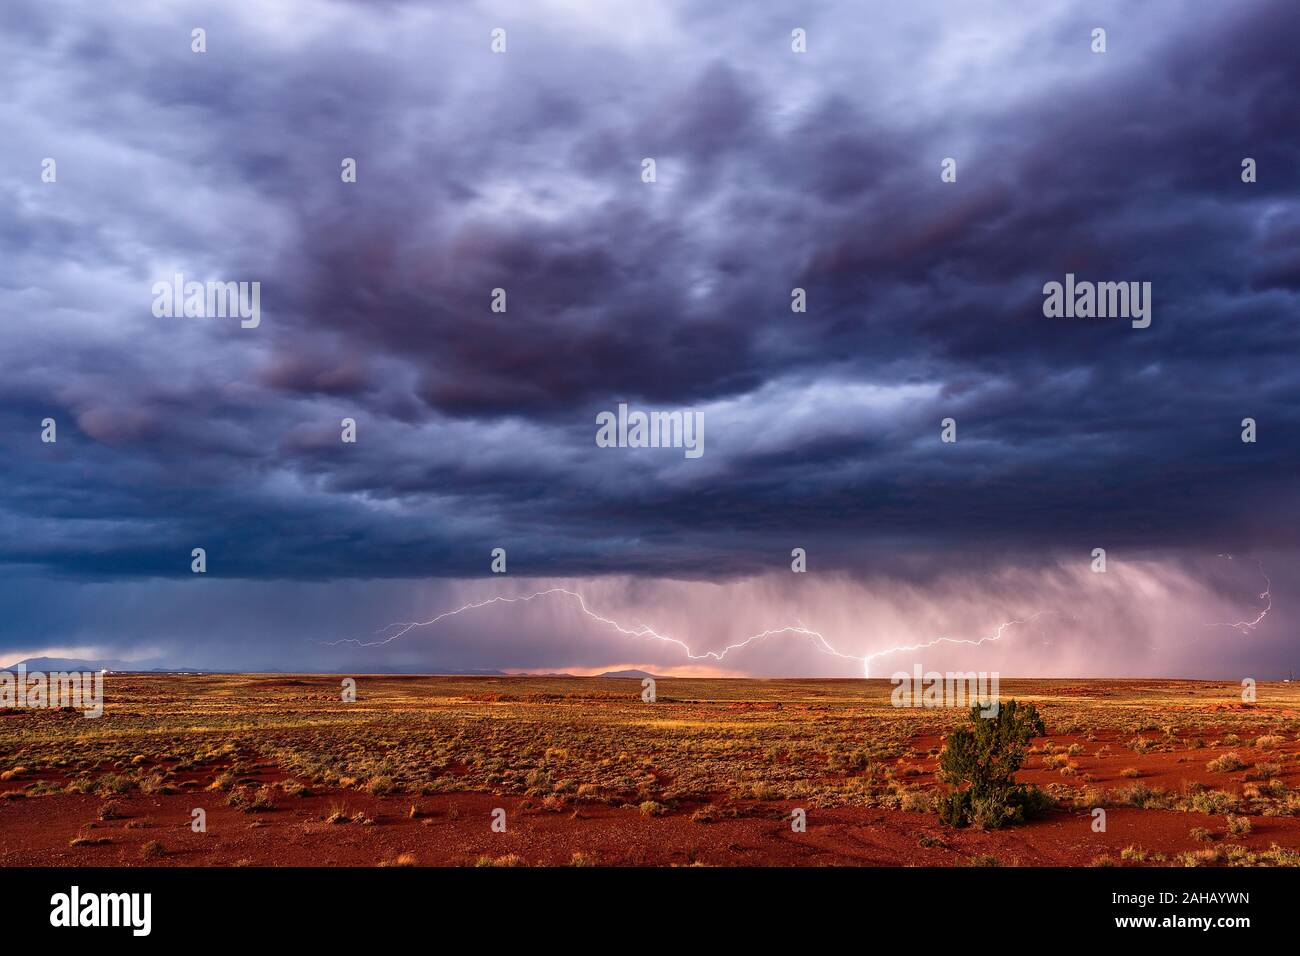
1,0,1296,674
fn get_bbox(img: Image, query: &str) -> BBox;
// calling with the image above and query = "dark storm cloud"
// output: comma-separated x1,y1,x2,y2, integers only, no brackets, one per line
1,0,1298,606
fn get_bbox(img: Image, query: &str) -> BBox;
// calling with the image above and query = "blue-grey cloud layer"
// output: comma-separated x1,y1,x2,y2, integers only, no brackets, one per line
1,1,1297,669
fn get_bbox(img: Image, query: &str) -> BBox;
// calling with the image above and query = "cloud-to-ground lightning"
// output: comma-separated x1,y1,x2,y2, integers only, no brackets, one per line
1204,557,1272,633
320,588,1040,677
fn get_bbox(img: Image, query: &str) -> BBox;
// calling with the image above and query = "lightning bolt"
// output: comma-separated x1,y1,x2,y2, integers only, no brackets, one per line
319,587,1039,677
1204,556,1272,633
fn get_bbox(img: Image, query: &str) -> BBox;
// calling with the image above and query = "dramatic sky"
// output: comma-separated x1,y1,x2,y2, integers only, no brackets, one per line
1,0,1297,677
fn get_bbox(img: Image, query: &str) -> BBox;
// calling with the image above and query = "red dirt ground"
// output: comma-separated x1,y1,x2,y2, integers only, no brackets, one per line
2,741,1297,867
2,676,1298,866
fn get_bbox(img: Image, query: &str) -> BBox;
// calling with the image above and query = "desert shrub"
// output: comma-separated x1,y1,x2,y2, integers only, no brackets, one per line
937,700,1051,829
1189,788,1239,815
1262,778,1287,798
246,786,276,812
1120,782,1171,809
93,773,134,796
64,776,96,795
1073,786,1105,809
70,836,113,847
1226,815,1252,836
1206,752,1245,773
524,768,551,791
899,788,936,813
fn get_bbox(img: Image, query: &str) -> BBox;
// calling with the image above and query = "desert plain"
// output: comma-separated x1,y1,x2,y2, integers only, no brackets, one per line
2,675,1299,867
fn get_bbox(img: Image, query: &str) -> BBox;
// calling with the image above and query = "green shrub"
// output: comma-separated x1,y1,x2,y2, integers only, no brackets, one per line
937,700,1051,829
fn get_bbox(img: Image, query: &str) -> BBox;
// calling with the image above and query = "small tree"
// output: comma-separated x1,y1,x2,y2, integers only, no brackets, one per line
938,699,1052,829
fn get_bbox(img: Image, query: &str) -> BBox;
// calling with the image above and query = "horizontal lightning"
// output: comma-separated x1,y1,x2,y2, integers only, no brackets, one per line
320,587,1039,678
322,555,1273,674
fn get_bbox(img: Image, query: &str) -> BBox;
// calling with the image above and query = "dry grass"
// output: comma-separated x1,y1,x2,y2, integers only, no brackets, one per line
2,674,1299,846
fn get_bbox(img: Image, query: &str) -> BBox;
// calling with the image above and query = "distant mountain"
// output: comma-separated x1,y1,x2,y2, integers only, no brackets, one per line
359,667,509,676
0,659,652,677
0,657,206,673
594,669,658,679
